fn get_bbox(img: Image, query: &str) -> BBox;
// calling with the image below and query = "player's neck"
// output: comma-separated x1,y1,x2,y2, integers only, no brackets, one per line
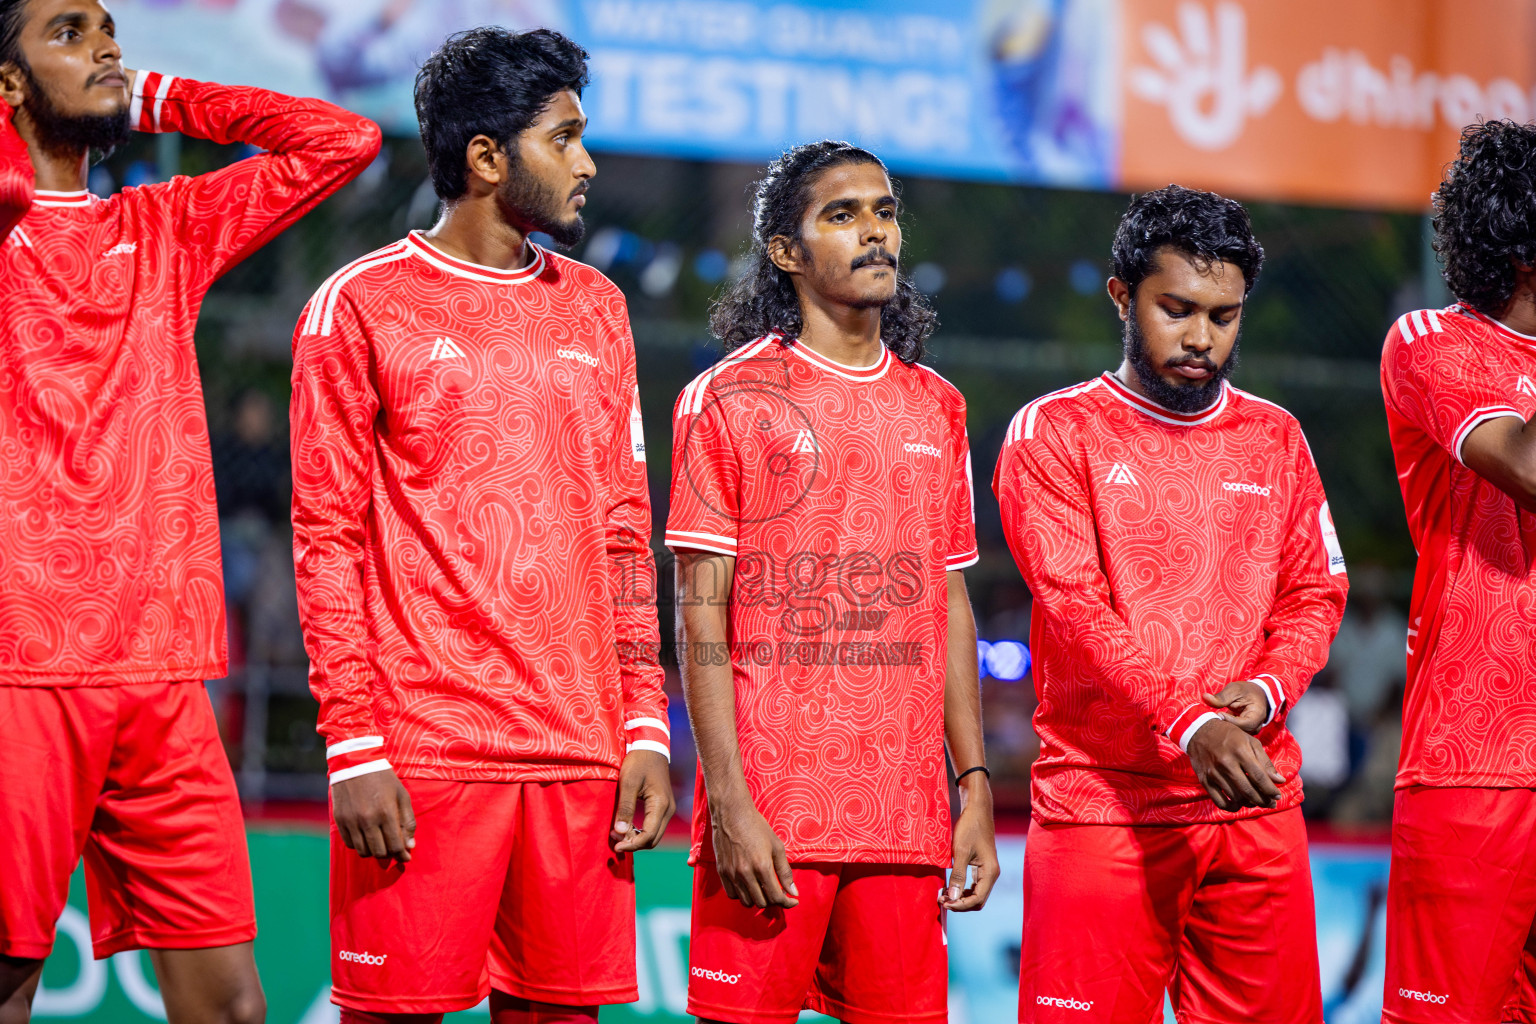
421,203,535,272
14,118,89,192
1495,284,1536,338
795,298,884,368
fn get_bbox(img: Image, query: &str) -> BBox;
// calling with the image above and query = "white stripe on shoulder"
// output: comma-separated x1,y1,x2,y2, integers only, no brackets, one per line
679,335,776,417
1018,378,1103,441
302,242,411,337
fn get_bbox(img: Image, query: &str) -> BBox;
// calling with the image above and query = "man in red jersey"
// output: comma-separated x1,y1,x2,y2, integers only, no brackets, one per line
1379,121,1536,1024
290,28,672,1024
995,185,1348,1024
0,0,380,1019
667,141,999,1024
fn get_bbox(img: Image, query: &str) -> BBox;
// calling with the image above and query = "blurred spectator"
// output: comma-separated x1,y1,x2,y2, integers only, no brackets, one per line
211,388,292,629
1327,564,1407,727
1331,681,1406,827
1291,670,1351,818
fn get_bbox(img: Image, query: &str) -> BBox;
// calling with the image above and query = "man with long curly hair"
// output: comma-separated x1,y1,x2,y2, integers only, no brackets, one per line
1380,120,1536,1024
665,140,998,1024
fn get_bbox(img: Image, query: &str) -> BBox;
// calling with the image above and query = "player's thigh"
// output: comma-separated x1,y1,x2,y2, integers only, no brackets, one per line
1383,786,1536,1024
490,779,638,1006
686,860,840,1024
1175,808,1319,1024
0,685,116,960
331,777,518,1015
807,863,948,1024
84,681,255,958
1019,820,1197,1024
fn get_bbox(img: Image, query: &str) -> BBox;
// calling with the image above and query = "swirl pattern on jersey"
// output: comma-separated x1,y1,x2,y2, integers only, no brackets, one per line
994,373,1347,826
0,75,380,684
1382,305,1536,787
667,336,977,867
291,235,667,782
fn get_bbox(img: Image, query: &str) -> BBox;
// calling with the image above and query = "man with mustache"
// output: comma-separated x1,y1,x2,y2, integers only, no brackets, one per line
290,27,671,1024
995,185,1347,1024
668,140,998,1024
0,0,380,1020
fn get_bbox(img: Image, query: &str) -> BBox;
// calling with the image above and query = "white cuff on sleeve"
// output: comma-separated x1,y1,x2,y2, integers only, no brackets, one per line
1252,676,1284,728
1176,712,1222,753
329,759,392,785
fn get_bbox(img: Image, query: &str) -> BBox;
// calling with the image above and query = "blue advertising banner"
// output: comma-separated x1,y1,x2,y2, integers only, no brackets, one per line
33,830,1389,1023
111,0,1118,188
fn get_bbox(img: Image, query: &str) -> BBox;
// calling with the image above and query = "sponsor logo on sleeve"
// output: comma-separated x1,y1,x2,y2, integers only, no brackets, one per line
630,388,646,462
1319,501,1347,575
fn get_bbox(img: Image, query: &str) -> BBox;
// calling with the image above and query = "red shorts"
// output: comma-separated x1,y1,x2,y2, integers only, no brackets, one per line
0,681,255,960
686,860,948,1024
1019,807,1319,1024
329,777,636,1014
1384,786,1536,1024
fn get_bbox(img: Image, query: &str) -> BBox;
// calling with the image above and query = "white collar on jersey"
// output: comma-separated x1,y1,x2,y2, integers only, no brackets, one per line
1460,304,1536,345
1099,370,1230,427
405,230,547,285
783,335,892,383
32,190,96,208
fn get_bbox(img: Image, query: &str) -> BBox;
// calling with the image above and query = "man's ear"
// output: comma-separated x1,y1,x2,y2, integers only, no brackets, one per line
463,133,510,192
0,62,27,109
1106,276,1132,322
767,235,802,276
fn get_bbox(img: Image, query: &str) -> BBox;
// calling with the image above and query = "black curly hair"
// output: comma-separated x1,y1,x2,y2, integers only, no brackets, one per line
1433,120,1536,315
415,27,589,202
1111,184,1264,296
709,140,938,364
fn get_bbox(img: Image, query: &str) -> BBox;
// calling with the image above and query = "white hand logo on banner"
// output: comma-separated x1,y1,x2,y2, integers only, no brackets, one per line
1130,2,1281,150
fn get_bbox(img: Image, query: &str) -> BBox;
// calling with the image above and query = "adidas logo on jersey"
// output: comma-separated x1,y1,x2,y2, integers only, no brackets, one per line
904,442,941,457
1104,462,1137,485
429,336,466,360
557,347,599,367
1517,375,1536,397
792,429,819,454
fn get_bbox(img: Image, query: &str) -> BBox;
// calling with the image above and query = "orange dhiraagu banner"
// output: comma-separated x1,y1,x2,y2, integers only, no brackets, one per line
1118,0,1536,209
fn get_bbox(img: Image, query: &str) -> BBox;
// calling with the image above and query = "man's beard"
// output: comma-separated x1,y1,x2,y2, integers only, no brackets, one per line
495,152,586,249
21,64,131,159
1124,298,1239,413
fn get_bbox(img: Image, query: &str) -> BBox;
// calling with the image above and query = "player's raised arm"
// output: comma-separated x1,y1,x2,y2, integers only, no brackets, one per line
0,103,33,242
128,69,380,287
290,288,414,867
595,287,674,853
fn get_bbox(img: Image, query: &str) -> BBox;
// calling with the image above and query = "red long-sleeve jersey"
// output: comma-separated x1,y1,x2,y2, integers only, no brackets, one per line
994,372,1348,825
290,234,669,784
1382,305,1536,788
0,73,380,686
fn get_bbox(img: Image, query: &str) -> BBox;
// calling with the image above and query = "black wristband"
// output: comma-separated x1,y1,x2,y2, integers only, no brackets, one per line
955,766,991,785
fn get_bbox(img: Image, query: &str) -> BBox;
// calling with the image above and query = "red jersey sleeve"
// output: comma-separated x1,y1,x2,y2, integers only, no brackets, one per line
1383,308,1526,463
1245,429,1349,722
129,71,381,292
594,288,669,760
994,407,1210,747
289,290,386,783
947,417,979,571
665,374,741,557
0,104,33,244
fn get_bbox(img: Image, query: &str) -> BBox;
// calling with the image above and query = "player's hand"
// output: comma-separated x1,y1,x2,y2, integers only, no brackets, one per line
1202,679,1271,734
1186,718,1285,811
331,769,416,867
943,774,1000,912
612,749,675,853
709,792,799,910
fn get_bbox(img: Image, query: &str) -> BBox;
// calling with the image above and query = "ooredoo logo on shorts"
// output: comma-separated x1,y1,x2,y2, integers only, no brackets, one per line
1399,988,1448,1004
1038,995,1094,1011
339,950,387,966
691,966,741,985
